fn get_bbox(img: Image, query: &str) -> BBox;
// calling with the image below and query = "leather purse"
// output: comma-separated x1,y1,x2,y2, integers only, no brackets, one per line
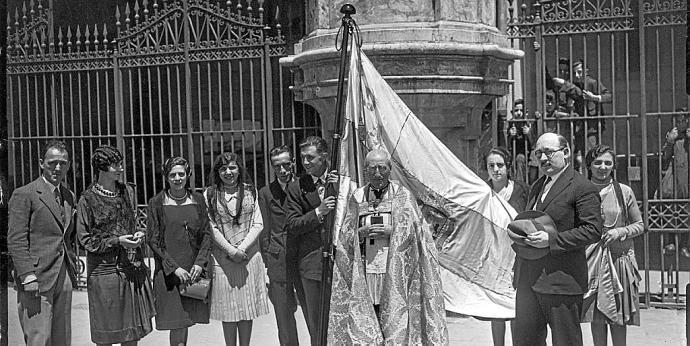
180,278,212,301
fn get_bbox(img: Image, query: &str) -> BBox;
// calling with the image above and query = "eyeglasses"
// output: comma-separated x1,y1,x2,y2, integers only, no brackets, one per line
534,147,565,159
272,163,293,170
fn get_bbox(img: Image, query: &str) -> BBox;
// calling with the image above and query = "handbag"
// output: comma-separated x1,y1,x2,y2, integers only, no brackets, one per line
180,277,212,301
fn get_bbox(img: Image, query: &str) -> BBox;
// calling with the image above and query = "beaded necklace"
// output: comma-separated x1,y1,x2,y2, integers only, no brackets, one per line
167,190,189,202
94,183,119,197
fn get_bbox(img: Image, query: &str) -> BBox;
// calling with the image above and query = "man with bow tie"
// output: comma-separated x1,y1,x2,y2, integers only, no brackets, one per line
284,136,338,345
511,132,602,346
8,140,79,345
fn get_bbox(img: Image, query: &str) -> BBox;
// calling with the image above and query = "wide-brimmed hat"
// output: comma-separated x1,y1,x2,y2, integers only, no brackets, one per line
507,210,558,260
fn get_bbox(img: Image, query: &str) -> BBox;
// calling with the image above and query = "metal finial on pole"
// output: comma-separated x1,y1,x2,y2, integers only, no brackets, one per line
340,3,356,16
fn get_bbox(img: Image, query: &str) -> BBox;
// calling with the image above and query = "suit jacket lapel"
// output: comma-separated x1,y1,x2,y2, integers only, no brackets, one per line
36,178,64,228
539,169,573,211
60,183,74,231
269,180,287,207
528,176,546,210
300,175,321,209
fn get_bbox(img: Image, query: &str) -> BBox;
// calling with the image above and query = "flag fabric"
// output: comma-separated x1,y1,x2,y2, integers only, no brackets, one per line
331,44,518,320
328,46,448,345
327,43,382,344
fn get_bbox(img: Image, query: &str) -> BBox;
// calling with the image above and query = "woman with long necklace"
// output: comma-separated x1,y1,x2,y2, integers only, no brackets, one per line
77,145,155,345
204,152,269,346
583,145,645,346
147,156,213,345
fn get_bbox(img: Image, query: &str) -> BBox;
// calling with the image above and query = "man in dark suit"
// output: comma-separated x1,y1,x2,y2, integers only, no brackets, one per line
285,136,338,344
8,140,79,345
511,132,603,346
259,145,308,346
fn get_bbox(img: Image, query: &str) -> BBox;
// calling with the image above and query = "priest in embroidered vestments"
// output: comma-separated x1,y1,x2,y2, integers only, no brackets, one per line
328,149,448,345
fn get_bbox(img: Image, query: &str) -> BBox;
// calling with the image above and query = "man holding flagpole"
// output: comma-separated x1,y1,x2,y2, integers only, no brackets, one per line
284,136,338,345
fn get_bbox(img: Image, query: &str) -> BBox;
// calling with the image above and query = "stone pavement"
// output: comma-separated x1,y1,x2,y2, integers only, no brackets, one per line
7,288,686,345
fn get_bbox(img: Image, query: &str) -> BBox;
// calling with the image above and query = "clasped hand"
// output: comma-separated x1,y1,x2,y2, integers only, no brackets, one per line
174,264,203,285
357,224,393,240
601,228,623,246
317,170,340,215
524,230,549,248
228,249,248,263
118,231,145,249
583,90,602,102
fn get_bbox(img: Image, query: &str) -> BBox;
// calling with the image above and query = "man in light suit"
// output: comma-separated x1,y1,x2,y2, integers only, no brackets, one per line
258,145,308,346
8,140,78,346
511,132,603,346
284,136,338,345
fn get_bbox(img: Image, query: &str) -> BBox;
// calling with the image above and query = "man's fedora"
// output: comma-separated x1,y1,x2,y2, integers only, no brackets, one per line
507,210,558,260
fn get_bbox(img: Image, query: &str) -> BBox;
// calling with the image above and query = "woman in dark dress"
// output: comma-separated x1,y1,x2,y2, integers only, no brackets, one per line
147,156,213,345
77,145,155,346
483,146,529,346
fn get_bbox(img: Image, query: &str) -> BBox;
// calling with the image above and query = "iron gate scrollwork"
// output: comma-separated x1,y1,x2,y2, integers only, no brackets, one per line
6,0,321,286
6,0,320,202
506,0,688,307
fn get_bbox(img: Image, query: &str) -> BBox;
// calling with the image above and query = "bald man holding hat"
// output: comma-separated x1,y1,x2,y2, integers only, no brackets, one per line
510,133,602,346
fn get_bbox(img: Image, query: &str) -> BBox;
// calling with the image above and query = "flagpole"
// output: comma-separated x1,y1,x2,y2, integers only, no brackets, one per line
318,4,356,345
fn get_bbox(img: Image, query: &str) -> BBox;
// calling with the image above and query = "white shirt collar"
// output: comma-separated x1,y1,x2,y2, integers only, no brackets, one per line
278,178,292,191
311,171,327,184
41,176,58,192
546,164,568,186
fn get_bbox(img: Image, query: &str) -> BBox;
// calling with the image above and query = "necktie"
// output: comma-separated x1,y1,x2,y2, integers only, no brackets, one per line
535,176,552,210
54,187,65,223
316,178,325,200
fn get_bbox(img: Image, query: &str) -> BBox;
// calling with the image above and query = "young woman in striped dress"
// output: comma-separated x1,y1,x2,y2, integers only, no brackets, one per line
204,152,269,346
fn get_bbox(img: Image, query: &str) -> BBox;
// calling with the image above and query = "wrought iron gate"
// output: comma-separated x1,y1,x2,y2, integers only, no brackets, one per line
6,0,320,285
6,0,320,202
506,0,688,307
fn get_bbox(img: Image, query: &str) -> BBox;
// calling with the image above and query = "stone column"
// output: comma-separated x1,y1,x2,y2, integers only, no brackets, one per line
281,0,523,171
